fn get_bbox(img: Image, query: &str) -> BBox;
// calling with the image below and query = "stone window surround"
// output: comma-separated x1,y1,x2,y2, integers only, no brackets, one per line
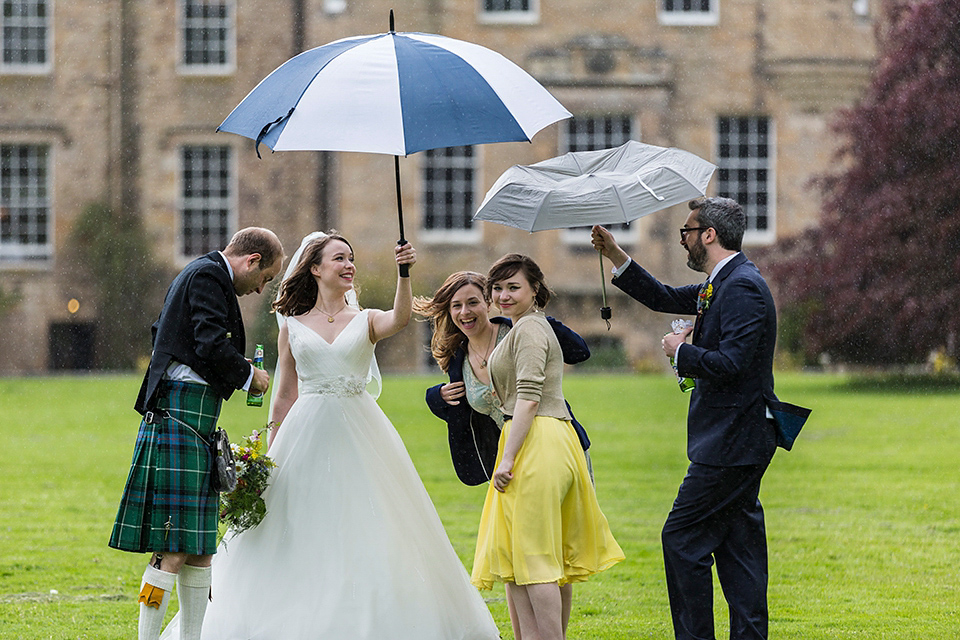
715,114,776,245
178,0,236,75
419,145,481,245
178,144,236,259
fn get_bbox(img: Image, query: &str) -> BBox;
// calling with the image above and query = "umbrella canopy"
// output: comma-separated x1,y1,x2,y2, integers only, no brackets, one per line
218,12,570,276
218,22,571,157
473,140,716,231
472,140,716,325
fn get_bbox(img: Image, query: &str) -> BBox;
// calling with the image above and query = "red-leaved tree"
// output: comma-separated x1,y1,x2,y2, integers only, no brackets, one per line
760,0,960,365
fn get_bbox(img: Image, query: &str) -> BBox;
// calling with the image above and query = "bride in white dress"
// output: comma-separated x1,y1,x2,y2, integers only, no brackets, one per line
161,232,500,639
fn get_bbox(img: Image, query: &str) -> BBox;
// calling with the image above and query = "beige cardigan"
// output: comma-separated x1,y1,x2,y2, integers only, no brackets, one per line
488,311,572,421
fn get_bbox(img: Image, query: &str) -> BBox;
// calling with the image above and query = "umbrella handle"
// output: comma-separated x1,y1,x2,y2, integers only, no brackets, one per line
397,239,410,278
598,249,611,330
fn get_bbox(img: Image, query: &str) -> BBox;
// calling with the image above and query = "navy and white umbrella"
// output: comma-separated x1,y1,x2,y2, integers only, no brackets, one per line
219,12,571,271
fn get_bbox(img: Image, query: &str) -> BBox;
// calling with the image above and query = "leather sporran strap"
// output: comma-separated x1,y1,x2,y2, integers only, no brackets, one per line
146,410,237,492
147,409,212,446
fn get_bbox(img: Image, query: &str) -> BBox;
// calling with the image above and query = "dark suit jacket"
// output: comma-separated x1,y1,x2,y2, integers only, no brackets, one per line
613,255,778,466
425,316,591,485
135,252,251,414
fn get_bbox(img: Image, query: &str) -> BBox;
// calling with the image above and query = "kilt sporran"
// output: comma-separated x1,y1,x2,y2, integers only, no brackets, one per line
210,426,238,493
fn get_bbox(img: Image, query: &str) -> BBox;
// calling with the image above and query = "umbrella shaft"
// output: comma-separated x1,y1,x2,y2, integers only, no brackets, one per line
395,155,410,278
394,155,406,243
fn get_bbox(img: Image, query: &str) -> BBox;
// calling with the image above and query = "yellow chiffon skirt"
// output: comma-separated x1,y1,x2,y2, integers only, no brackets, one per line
471,416,624,589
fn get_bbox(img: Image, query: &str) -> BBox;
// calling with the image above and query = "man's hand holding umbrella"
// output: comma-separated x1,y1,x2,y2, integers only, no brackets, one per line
591,225,631,271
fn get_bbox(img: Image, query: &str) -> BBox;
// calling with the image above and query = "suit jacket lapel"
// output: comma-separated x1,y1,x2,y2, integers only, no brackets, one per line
207,251,245,349
208,251,231,281
692,253,747,343
712,253,747,289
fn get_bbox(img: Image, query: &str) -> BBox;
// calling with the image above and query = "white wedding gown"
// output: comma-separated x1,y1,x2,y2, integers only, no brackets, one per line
161,311,500,639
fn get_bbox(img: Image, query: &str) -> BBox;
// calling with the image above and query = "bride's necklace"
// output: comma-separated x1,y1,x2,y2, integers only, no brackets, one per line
315,304,347,323
468,324,498,369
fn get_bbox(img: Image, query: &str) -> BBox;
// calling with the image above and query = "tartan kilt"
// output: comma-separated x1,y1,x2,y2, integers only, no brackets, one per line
109,380,222,555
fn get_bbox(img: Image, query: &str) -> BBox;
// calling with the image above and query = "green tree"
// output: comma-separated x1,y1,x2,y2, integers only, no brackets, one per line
70,203,165,369
761,0,960,365
0,285,20,317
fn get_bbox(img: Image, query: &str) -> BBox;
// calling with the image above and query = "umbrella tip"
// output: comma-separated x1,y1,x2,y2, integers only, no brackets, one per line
389,9,395,32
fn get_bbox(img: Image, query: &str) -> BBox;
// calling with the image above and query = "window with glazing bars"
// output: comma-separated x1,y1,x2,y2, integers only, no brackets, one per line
716,116,772,234
662,0,712,14
181,146,231,256
182,0,231,67
0,143,50,261
422,146,476,232
2,0,49,67
484,0,530,12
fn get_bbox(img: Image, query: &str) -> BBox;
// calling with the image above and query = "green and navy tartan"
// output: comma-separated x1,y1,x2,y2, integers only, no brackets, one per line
109,380,222,555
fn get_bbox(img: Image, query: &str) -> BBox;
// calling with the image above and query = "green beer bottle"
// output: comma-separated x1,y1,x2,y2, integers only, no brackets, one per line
247,344,265,407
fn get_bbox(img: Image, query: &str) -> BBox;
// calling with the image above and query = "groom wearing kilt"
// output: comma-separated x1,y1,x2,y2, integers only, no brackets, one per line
109,227,283,640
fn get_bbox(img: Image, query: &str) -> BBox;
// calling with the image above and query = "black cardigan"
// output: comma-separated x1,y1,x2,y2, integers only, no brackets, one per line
425,316,590,486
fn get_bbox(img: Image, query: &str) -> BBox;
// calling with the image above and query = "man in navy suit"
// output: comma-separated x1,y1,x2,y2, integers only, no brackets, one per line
110,227,283,640
592,197,779,639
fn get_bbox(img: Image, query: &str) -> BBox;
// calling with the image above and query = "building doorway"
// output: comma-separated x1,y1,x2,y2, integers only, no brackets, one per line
48,322,96,370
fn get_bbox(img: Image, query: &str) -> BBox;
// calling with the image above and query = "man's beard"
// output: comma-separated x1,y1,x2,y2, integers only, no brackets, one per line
686,236,707,272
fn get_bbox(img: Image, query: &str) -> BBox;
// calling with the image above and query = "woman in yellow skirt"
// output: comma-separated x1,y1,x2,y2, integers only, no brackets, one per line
472,254,624,640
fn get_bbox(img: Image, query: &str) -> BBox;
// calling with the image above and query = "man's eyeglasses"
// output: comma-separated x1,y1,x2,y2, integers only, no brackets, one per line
679,226,710,240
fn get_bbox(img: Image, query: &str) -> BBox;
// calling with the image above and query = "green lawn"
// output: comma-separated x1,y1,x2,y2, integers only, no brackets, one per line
1,373,957,638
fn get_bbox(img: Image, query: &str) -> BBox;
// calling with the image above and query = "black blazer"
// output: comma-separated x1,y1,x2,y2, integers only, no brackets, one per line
613,255,779,466
135,252,251,413
425,316,591,485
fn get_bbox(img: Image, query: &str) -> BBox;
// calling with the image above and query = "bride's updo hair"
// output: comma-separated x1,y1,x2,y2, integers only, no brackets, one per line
413,271,489,373
273,232,353,318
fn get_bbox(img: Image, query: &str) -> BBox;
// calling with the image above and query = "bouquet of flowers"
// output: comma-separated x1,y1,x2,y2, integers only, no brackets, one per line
218,427,276,541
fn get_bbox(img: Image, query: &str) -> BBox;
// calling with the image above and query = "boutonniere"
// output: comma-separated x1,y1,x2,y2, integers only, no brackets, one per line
697,282,714,314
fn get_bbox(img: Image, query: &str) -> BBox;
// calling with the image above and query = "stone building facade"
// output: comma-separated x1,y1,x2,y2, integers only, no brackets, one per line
0,0,877,374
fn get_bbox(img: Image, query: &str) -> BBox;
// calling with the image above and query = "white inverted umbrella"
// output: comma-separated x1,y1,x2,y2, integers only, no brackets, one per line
473,141,716,323
473,140,716,231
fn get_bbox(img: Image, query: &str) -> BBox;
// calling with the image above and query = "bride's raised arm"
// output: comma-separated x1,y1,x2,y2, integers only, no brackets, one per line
369,242,417,344
267,322,298,448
